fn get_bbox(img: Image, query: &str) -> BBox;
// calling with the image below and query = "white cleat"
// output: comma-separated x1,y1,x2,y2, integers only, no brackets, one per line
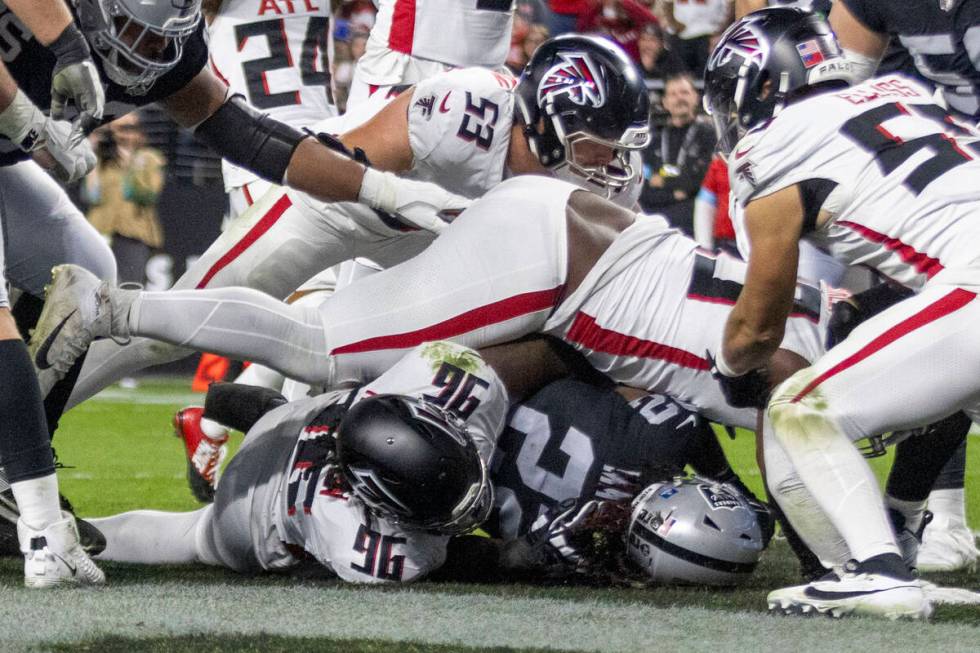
767,557,932,621
917,514,979,573
28,264,116,392
19,513,106,588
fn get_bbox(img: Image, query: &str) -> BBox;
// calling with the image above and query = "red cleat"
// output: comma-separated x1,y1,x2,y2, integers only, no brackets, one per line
173,407,229,503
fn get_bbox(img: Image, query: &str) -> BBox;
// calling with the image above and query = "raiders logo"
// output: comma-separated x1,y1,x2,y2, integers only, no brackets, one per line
698,484,743,511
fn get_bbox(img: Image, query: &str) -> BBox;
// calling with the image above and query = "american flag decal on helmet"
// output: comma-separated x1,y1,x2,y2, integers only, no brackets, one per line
537,52,606,108
708,22,767,70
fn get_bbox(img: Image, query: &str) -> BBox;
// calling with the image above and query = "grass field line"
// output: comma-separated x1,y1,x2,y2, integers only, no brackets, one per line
0,583,978,653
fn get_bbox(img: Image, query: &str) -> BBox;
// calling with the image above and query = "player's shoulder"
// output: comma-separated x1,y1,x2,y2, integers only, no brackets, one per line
413,67,516,104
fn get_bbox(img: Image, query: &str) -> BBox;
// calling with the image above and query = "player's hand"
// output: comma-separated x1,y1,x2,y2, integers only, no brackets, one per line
707,350,771,409
32,119,97,184
49,24,105,144
358,168,472,234
526,499,608,569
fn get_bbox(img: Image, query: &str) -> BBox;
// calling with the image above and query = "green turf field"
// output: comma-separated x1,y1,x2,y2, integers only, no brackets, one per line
0,378,977,652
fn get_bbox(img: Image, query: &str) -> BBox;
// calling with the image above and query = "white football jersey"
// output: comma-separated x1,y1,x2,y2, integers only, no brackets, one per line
405,67,516,197
271,342,507,582
209,0,338,191
542,207,824,430
671,0,732,39
358,0,514,85
729,74,980,291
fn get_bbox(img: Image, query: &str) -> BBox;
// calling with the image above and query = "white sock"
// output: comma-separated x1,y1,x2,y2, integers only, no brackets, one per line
927,488,967,525
233,362,285,391
885,495,928,533
200,417,228,440
11,474,63,531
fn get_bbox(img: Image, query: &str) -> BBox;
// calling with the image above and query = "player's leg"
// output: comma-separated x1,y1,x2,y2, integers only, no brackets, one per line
918,437,979,572
35,186,571,388
0,165,106,588
90,506,222,565
767,285,980,618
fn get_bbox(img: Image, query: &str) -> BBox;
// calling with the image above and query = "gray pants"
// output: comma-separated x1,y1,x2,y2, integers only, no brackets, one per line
0,160,116,306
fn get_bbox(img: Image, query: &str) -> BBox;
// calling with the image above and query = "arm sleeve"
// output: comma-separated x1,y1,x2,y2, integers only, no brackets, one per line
203,382,288,433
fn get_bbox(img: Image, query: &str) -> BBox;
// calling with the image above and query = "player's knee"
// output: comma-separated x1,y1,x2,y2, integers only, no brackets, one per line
767,368,838,449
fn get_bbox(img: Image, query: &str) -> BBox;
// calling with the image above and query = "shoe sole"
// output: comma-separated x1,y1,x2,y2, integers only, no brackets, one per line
29,265,86,374
768,587,932,621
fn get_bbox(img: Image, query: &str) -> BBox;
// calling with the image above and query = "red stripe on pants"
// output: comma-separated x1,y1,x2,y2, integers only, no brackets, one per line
331,286,564,355
792,287,975,402
388,0,416,54
566,312,710,371
196,193,293,289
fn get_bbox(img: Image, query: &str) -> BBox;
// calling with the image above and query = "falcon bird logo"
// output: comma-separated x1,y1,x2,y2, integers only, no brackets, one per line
709,22,767,69
537,52,606,108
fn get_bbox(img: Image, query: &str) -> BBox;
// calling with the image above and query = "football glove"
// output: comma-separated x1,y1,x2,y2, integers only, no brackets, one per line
358,168,471,234
49,24,105,144
707,350,770,409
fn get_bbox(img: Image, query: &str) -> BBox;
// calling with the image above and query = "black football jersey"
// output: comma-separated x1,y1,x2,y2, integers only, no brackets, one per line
842,0,980,118
485,379,706,541
0,3,208,166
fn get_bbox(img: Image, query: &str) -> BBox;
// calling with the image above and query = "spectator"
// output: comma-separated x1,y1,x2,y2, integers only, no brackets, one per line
639,73,716,234
659,0,732,74
578,0,660,62
547,0,589,36
83,114,165,286
693,154,738,254
334,30,370,111
636,22,687,121
507,13,533,72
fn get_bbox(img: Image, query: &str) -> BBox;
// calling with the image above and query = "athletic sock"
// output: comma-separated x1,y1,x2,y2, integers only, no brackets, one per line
11,474,62,532
199,417,228,440
927,488,968,525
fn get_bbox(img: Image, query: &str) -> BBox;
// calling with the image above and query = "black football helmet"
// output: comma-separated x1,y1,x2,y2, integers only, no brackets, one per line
515,34,650,192
703,7,857,154
336,394,492,536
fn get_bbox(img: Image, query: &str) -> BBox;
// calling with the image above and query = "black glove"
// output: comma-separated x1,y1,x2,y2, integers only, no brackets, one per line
707,351,770,409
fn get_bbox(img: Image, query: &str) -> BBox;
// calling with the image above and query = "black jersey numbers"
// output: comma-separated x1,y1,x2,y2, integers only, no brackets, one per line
235,16,333,110
350,524,406,580
457,92,499,150
422,362,489,419
841,102,980,195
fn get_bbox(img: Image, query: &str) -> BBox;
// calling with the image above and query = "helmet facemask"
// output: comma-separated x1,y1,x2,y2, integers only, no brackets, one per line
554,122,650,194
79,0,201,95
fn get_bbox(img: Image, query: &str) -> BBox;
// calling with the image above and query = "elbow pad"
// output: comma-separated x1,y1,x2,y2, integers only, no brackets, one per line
203,382,287,433
195,94,305,184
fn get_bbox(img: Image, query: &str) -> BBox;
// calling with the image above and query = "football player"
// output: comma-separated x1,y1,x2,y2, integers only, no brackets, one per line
88,340,505,583
42,34,651,414
203,0,337,221
0,0,470,590
33,174,969,585
703,8,980,618
829,0,980,121
348,0,515,108
827,0,980,573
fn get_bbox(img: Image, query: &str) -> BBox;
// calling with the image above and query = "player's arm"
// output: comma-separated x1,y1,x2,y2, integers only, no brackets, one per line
828,1,888,81
162,69,465,232
6,0,104,129
720,185,803,375
339,88,415,173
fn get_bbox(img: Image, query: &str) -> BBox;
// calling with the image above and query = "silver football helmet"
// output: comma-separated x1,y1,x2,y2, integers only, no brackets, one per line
626,477,764,586
74,0,202,95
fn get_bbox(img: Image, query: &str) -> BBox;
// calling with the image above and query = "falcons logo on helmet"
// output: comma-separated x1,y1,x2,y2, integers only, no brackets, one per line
708,22,767,70
537,52,606,108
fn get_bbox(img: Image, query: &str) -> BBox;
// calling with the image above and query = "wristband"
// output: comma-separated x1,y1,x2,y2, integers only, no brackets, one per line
712,345,740,378
49,24,92,69
0,90,45,151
